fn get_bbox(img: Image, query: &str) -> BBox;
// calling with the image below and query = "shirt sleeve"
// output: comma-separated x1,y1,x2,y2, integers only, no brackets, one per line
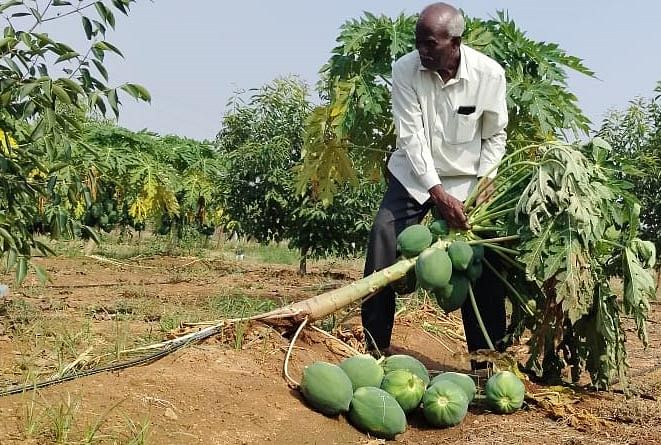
392,58,441,191
477,71,508,178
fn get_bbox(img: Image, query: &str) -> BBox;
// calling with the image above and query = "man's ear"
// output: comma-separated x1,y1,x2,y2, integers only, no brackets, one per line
451,36,462,47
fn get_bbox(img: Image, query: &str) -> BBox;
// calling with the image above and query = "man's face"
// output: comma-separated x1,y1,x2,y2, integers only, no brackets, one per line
415,24,460,72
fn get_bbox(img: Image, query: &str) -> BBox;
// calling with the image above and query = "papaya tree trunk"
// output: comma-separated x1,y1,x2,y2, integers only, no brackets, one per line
260,256,417,323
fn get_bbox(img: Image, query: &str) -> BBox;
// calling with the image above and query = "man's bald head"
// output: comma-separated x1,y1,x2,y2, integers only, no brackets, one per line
415,3,464,73
417,3,465,38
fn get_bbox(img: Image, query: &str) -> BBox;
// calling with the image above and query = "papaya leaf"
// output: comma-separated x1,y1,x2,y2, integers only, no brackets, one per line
622,246,654,345
631,239,656,268
554,238,594,323
518,216,555,281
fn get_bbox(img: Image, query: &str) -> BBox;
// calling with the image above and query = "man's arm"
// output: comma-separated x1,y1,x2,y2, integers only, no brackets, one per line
392,58,468,228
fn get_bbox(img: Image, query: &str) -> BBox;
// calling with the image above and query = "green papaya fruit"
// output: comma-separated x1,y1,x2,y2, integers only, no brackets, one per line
397,224,433,258
447,241,473,271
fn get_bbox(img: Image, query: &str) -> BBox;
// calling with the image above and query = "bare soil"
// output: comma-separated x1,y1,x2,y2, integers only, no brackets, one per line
0,254,659,444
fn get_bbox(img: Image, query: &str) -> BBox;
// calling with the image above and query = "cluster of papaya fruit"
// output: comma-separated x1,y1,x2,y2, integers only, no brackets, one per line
82,199,145,233
394,220,485,313
83,200,123,233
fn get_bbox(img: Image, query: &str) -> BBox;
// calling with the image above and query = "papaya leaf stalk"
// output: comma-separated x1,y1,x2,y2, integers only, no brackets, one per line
468,284,495,351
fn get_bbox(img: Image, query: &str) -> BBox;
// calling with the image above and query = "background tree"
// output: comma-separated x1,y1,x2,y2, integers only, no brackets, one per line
216,77,311,244
598,82,661,265
0,0,149,282
288,176,382,274
216,77,384,273
78,121,226,240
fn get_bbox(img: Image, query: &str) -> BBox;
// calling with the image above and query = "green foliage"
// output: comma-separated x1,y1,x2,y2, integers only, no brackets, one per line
79,121,227,238
216,77,383,272
0,0,149,283
289,178,382,266
598,82,661,258
217,77,311,243
19,111,228,246
472,139,656,388
298,13,416,199
469,12,593,141
298,10,594,201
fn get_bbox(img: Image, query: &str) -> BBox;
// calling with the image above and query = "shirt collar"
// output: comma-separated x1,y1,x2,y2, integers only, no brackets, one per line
418,45,470,82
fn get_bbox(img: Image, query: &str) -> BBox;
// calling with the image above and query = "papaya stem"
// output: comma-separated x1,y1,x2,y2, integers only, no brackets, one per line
481,243,520,256
463,176,489,211
468,173,530,217
469,225,503,233
471,196,520,220
469,208,517,226
482,258,534,317
465,160,538,209
600,238,627,250
468,235,520,245
489,247,527,272
463,144,541,208
468,284,495,350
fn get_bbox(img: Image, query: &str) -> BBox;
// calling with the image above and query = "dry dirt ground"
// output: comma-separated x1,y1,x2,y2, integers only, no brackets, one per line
0,252,660,444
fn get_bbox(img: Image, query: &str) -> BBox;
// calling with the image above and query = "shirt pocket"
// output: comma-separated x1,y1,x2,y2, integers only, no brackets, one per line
447,112,479,145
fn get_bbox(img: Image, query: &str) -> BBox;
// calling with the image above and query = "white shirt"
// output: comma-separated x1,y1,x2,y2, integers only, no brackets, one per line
387,45,508,204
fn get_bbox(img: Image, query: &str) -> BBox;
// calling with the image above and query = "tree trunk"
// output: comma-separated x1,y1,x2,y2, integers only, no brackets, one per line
260,255,418,323
261,240,453,323
298,247,308,275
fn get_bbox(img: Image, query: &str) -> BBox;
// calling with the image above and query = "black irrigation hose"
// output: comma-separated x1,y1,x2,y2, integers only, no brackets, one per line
0,324,224,397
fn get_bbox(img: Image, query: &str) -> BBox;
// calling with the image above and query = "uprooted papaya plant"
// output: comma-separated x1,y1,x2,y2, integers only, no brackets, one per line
274,136,655,389
292,136,655,389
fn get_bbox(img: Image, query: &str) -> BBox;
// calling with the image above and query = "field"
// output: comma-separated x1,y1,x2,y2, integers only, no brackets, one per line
0,236,660,445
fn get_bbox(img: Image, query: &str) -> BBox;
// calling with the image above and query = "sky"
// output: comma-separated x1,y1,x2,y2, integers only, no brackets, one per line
45,1,661,141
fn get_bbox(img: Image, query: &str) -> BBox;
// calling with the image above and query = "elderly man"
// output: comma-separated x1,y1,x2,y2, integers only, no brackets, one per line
362,3,508,368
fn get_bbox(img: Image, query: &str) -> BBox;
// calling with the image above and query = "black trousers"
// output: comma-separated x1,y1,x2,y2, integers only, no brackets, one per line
362,176,506,352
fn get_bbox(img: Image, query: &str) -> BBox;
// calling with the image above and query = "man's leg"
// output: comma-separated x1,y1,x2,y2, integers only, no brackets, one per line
362,177,431,351
460,248,506,367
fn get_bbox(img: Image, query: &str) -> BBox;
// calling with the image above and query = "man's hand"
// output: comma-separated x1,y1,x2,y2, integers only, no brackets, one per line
429,185,469,229
476,177,496,206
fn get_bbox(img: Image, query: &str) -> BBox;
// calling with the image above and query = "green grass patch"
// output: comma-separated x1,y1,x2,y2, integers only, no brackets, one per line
0,297,40,333
15,391,152,445
223,240,300,265
207,291,281,318
36,232,363,270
